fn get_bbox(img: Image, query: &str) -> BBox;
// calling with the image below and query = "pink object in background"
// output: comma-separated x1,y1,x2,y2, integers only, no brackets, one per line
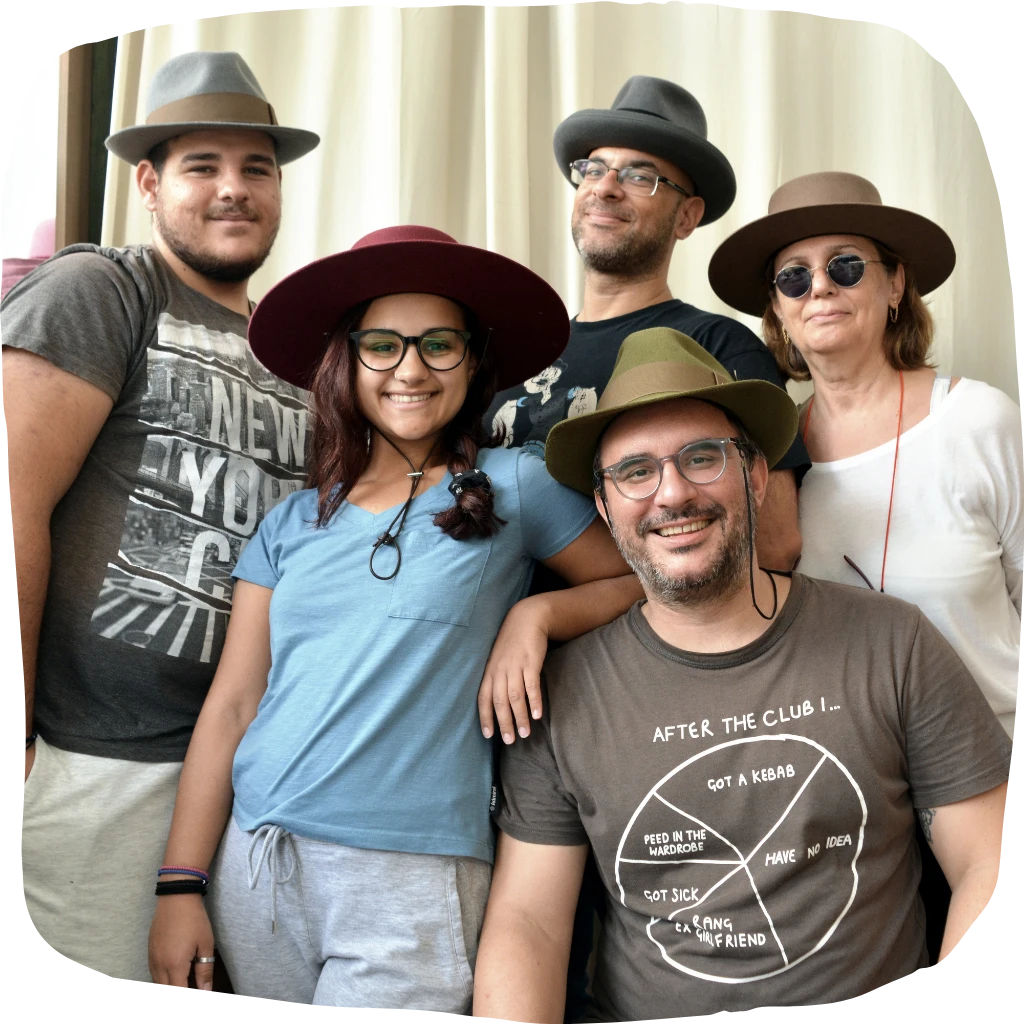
2,218,56,300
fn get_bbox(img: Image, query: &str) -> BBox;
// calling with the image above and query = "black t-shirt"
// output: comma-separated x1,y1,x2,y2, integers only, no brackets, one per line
487,299,810,477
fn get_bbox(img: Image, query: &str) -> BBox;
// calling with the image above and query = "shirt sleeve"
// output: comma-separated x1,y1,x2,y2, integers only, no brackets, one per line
900,610,1012,808
497,678,590,846
0,249,150,401
515,446,598,561
232,502,284,588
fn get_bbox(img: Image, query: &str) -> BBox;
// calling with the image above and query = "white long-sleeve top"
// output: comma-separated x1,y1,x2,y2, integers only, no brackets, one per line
798,376,1021,737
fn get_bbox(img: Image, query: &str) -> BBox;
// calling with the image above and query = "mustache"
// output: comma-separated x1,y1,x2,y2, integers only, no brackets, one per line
580,199,631,221
205,204,258,221
636,502,725,539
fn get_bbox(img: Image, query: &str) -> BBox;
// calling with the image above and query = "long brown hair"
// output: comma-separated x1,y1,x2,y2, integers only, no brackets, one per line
305,298,506,539
762,238,935,382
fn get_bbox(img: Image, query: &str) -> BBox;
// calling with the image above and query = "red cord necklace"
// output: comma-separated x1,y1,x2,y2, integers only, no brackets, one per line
803,369,904,592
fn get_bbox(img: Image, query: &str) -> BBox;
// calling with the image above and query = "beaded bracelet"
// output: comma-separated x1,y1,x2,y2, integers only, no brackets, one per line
26,733,38,750
155,879,207,897
158,866,210,883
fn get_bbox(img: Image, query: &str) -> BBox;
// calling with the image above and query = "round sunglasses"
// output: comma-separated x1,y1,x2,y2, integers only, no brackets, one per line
772,253,884,300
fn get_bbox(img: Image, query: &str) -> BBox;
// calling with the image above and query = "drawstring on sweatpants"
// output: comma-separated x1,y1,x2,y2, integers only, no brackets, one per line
247,824,297,934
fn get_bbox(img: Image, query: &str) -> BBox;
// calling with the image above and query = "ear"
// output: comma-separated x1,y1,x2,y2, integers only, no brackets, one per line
595,487,610,527
674,196,705,242
136,160,159,212
748,454,770,511
889,262,906,306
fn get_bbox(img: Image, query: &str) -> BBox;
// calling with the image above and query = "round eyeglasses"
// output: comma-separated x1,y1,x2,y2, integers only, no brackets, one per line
350,328,472,373
772,254,885,300
596,437,752,501
569,159,692,199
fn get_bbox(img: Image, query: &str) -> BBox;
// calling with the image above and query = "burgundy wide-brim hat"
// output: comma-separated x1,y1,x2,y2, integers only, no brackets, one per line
248,225,570,391
708,171,956,316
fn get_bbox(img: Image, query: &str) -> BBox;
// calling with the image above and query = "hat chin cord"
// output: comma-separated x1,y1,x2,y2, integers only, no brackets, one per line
741,460,778,621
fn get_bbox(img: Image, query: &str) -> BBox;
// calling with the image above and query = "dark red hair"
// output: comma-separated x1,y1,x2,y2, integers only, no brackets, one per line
305,298,506,540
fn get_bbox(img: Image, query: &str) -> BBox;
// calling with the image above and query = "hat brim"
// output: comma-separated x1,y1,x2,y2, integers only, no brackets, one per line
104,122,321,165
553,109,737,225
709,203,956,316
545,379,799,495
248,240,569,391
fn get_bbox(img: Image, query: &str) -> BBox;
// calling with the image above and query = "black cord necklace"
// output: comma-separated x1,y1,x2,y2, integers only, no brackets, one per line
741,461,779,621
368,430,444,581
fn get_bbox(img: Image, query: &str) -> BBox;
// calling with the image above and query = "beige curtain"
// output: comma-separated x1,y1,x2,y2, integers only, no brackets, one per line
101,3,1016,401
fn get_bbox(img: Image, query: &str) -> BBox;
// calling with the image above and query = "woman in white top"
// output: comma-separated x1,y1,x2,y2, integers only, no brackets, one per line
709,171,1020,739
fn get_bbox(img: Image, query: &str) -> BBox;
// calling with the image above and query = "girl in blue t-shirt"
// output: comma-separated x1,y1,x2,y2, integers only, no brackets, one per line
147,226,639,1008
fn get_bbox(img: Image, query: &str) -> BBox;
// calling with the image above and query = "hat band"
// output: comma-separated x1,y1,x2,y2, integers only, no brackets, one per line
146,92,279,128
598,360,730,411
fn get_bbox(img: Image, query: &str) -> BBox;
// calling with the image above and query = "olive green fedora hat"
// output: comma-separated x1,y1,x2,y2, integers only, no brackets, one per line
545,328,798,495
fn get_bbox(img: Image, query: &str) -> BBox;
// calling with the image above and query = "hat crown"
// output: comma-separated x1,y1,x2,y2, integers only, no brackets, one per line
611,75,709,141
351,225,458,251
768,171,883,216
145,51,268,115
596,327,732,412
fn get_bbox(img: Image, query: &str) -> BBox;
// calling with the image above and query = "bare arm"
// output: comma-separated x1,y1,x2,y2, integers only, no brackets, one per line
479,519,643,742
148,580,273,989
918,781,1006,960
756,468,801,571
3,348,114,777
473,834,588,1023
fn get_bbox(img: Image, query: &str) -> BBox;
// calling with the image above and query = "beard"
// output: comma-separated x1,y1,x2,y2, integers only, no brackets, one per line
571,198,680,278
154,203,279,284
607,499,754,608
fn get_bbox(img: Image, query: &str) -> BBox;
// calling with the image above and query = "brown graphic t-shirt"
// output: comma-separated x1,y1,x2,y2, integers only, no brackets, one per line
498,574,1011,1019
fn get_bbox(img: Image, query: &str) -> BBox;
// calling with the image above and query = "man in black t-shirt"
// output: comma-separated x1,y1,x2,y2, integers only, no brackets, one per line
488,75,808,571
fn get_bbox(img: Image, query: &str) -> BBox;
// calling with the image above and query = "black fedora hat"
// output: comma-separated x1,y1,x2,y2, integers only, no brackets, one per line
105,51,320,166
248,225,570,392
553,75,736,225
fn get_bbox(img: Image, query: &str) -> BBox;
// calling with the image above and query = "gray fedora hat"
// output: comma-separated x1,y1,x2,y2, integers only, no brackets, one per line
105,51,320,165
553,75,736,224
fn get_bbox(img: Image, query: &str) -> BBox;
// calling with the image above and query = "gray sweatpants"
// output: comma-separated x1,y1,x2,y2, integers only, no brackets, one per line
208,816,492,1010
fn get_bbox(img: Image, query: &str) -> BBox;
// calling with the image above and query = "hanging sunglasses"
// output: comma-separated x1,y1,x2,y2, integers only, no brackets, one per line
772,254,885,300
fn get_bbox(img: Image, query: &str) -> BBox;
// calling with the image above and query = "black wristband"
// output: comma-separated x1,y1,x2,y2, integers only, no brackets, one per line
26,733,38,750
155,879,207,897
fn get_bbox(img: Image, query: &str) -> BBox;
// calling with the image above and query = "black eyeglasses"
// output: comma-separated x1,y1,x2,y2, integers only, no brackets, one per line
569,159,692,199
596,437,752,501
350,328,472,372
772,254,885,300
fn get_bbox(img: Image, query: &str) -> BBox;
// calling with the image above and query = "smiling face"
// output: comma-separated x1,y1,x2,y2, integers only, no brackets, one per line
770,234,904,366
596,398,766,607
137,128,282,283
353,293,475,449
570,146,703,277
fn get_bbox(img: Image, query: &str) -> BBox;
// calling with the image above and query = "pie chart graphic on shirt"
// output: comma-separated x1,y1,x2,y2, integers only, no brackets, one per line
614,734,867,984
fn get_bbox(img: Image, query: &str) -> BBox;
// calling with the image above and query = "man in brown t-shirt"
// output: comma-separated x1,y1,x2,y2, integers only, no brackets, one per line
473,328,1010,1021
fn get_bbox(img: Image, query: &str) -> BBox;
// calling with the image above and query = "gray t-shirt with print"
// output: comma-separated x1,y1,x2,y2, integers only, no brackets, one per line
498,574,1011,1019
1,244,309,761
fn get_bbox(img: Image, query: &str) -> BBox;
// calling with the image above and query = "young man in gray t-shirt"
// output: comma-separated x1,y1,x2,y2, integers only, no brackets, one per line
473,328,1009,1020
3,51,318,983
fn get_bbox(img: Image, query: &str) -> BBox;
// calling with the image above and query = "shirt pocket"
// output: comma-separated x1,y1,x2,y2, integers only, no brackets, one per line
387,528,494,626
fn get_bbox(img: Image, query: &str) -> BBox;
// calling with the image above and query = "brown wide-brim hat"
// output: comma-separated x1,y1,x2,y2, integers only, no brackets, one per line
248,225,570,392
105,51,320,165
545,327,798,495
708,171,956,317
553,75,736,225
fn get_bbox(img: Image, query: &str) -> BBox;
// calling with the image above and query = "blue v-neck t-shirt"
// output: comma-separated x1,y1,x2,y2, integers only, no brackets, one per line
229,445,597,862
